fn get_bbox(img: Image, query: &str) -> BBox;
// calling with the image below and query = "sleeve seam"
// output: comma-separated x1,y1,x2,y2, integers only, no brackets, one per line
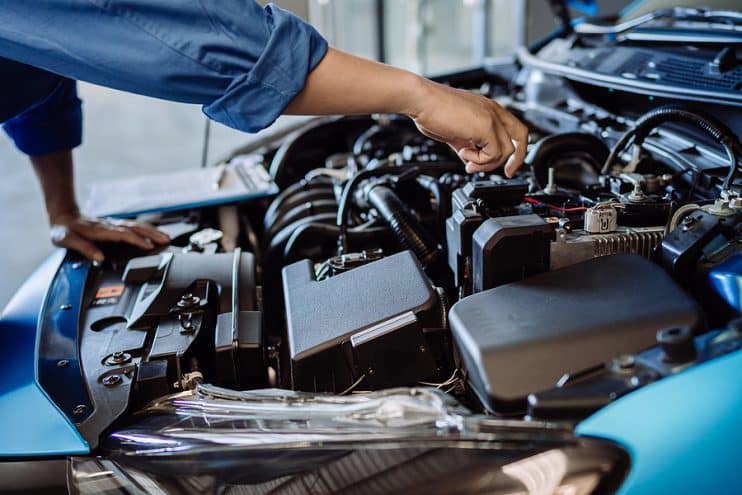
216,79,291,130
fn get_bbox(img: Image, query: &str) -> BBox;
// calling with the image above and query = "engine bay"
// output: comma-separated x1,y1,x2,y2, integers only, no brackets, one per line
40,44,742,449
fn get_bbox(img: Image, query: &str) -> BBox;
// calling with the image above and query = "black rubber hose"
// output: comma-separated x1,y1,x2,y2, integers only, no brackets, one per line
417,175,447,238
336,161,463,253
262,213,338,276
263,177,333,230
601,106,740,190
336,166,404,254
267,199,338,238
264,188,335,232
366,185,439,265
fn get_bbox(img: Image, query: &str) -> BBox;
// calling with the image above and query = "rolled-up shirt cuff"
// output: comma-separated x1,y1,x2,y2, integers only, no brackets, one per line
3,79,83,156
203,4,328,132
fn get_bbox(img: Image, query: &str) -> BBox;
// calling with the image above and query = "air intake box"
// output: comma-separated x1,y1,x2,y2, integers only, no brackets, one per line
282,250,439,392
449,254,701,413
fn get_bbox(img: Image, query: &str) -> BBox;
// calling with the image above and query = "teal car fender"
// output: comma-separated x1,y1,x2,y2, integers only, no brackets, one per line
577,349,742,494
0,250,88,458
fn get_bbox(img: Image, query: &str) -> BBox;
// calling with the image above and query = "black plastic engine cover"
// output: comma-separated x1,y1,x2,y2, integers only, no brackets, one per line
472,214,553,292
449,254,701,412
282,250,438,392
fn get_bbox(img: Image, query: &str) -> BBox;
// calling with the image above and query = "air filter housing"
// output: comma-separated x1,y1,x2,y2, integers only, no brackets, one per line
282,250,440,392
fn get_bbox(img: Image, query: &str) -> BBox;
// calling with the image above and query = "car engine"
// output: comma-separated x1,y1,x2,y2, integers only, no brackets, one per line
43,39,742,450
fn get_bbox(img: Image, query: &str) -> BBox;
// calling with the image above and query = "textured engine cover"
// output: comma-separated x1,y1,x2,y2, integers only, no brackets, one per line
450,254,701,412
282,250,438,391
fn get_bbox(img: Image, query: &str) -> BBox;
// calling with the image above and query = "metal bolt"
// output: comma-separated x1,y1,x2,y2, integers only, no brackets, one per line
104,351,131,366
682,215,699,231
544,167,558,195
179,312,196,333
56,360,70,368
73,404,89,416
419,345,427,353
102,375,122,387
616,355,635,369
177,293,200,308
628,182,647,202
60,304,72,311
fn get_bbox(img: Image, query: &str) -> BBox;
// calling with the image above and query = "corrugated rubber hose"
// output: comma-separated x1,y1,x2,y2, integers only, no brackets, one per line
366,184,438,265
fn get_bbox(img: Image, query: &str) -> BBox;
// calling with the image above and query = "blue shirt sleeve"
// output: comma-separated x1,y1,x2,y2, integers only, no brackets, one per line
2,76,83,156
0,1,328,134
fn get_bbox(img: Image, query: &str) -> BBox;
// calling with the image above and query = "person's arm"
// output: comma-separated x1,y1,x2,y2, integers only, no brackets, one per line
2,73,169,262
286,48,528,175
30,150,169,263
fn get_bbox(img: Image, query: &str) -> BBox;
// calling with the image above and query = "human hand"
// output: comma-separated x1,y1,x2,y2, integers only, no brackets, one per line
49,213,170,263
406,79,528,176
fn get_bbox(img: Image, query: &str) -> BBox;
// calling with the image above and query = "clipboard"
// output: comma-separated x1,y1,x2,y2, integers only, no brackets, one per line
84,155,278,218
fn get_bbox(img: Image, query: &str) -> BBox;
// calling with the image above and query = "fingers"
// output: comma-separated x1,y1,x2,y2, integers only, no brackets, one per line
410,83,528,175
454,105,525,175
464,159,496,174
496,108,529,177
50,217,171,262
84,222,156,250
50,225,104,263
116,220,170,244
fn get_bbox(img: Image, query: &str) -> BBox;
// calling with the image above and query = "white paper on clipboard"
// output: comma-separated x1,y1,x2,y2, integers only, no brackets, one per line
84,155,278,218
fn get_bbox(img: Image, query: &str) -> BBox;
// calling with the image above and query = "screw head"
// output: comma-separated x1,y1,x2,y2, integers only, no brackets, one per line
73,404,89,416
102,375,122,387
177,293,200,308
60,304,72,311
104,351,131,366
56,360,70,368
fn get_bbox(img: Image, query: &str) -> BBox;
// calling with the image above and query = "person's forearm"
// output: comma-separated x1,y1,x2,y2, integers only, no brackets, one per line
29,150,79,223
285,48,426,118
286,47,529,175
29,150,169,261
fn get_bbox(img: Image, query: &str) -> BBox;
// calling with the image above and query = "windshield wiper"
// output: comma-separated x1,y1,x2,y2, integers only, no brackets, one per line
575,7,742,35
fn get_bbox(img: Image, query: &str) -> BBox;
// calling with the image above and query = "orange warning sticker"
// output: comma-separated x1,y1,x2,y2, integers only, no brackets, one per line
95,285,124,299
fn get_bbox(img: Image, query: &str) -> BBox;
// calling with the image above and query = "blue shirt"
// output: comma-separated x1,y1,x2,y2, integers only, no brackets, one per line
0,1,328,156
